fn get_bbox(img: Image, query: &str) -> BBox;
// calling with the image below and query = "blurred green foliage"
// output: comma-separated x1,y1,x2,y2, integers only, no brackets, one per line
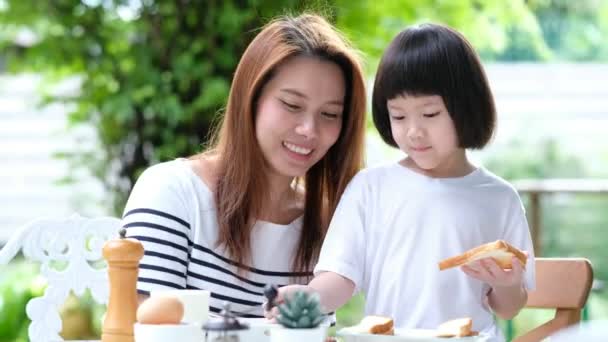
335,0,608,64
334,0,548,66
2,0,608,341
484,138,587,179
1,0,606,214
528,0,608,61
0,261,42,342
0,259,106,341
0,0,332,214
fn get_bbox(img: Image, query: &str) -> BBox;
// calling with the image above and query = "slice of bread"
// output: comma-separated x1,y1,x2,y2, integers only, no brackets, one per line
438,240,527,271
436,317,473,338
379,328,394,335
348,315,394,335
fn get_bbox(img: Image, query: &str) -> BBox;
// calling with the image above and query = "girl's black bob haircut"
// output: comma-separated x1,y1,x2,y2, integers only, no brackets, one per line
372,23,496,149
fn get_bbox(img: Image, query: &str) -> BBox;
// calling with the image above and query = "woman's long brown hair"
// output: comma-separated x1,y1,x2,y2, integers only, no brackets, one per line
203,14,366,275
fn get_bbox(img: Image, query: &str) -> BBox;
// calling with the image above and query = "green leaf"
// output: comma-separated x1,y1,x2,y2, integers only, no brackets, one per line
297,315,311,328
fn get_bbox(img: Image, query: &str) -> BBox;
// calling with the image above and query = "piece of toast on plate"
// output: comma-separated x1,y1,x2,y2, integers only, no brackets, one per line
438,240,527,271
347,315,394,335
436,317,475,338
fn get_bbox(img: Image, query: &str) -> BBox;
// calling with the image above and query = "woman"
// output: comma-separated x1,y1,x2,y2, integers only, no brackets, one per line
122,13,367,318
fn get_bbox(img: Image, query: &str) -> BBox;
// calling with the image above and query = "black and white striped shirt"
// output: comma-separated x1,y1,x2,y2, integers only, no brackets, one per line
123,159,309,318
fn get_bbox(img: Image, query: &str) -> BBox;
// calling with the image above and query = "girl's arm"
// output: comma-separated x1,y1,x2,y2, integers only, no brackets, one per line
309,271,356,312
487,281,527,320
462,256,527,320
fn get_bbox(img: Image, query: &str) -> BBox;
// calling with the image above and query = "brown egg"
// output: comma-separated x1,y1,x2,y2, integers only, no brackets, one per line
137,296,184,324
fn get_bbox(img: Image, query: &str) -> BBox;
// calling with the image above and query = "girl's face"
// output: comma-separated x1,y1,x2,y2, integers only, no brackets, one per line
255,56,345,180
387,94,467,177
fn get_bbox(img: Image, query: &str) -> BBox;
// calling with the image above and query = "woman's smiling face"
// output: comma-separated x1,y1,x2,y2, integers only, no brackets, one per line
255,55,345,179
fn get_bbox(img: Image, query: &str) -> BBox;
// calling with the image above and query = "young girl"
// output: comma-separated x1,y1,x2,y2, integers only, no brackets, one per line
122,13,367,318
269,23,535,341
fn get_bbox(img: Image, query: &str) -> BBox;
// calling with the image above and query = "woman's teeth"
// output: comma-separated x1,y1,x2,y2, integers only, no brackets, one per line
283,142,312,155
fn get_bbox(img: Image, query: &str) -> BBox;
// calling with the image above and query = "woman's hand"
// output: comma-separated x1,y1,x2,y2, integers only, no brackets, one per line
263,284,314,321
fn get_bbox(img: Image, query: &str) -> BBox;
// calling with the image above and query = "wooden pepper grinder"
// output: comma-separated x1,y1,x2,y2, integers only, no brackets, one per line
102,228,144,342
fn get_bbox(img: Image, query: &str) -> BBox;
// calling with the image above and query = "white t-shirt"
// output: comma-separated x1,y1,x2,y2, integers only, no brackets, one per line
315,162,536,341
122,159,308,318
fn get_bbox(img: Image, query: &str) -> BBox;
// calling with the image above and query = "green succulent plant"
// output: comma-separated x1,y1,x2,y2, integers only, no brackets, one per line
276,291,325,329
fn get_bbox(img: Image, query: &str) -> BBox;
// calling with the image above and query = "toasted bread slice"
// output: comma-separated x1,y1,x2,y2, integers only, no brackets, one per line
379,327,394,336
348,315,394,335
438,240,527,271
436,317,473,338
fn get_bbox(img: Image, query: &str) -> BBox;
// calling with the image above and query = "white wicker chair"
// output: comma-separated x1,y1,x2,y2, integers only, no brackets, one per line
0,214,121,342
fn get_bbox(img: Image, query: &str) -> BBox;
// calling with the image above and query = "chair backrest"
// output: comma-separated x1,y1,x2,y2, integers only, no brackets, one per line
0,214,121,342
514,257,594,342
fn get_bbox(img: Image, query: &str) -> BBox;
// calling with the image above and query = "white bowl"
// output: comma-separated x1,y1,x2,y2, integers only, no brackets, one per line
270,326,327,342
205,318,279,342
134,322,204,342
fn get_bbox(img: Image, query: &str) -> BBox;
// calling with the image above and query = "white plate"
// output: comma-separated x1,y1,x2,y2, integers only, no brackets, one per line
337,328,488,342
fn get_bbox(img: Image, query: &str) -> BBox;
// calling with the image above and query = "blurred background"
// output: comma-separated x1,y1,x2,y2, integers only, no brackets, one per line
1,0,607,340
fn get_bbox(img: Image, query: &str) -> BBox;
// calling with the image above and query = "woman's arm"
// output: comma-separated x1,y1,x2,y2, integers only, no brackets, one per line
265,271,355,318
138,293,149,306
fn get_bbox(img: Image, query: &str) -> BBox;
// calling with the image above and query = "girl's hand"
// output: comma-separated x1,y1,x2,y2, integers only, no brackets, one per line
461,254,526,289
263,284,313,321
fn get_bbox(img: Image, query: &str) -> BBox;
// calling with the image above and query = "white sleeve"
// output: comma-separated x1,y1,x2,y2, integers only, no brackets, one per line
121,163,192,294
314,172,368,291
503,192,536,291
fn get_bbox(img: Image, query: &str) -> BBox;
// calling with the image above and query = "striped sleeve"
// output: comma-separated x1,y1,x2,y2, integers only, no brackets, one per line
121,163,192,294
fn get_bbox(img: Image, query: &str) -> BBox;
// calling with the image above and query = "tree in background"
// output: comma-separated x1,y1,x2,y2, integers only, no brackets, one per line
0,0,329,214
333,0,548,65
334,0,608,63
527,0,608,61
1,0,606,214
